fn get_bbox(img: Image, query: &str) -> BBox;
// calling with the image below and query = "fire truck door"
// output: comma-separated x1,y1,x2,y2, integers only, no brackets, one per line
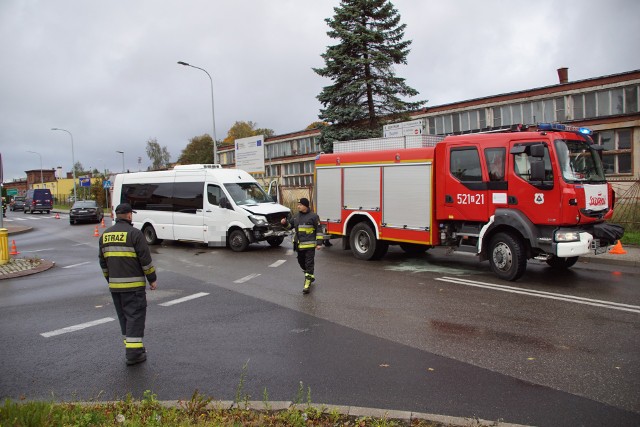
442,146,489,221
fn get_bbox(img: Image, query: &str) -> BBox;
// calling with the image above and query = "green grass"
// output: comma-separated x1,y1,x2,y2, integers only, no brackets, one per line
621,230,640,246
0,394,453,427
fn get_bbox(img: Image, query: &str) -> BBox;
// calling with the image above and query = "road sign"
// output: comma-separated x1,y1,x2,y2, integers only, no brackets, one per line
6,188,18,196
79,177,91,187
103,180,111,189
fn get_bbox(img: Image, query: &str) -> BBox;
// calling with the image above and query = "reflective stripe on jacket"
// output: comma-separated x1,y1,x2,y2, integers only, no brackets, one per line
284,210,323,250
98,219,157,292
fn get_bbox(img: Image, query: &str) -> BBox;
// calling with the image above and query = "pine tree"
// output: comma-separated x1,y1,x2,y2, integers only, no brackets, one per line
314,0,425,151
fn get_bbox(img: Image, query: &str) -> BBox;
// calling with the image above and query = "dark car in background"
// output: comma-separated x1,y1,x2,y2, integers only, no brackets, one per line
10,196,26,211
24,189,53,214
69,200,104,225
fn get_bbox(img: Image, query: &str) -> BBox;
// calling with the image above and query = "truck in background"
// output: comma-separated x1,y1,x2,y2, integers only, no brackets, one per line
112,164,291,251
315,123,624,281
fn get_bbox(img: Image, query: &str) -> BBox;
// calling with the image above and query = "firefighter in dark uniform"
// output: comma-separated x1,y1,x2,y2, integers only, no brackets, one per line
281,198,323,294
98,203,157,365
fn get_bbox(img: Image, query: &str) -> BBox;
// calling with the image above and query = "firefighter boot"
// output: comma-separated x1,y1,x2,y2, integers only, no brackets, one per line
303,275,312,294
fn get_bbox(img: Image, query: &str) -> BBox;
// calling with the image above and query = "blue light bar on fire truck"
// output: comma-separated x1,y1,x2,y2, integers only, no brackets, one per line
537,123,592,135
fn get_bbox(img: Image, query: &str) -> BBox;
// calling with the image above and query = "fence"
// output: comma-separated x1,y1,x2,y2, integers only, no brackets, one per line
610,177,640,232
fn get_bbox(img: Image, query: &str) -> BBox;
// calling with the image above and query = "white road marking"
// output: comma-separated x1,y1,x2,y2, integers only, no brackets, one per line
21,248,55,253
234,273,261,283
436,277,640,314
269,260,286,267
41,317,115,338
62,261,91,269
159,292,209,307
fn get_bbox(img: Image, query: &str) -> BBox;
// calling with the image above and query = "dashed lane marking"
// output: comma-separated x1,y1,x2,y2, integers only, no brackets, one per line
159,292,209,307
62,261,91,269
234,273,261,283
269,260,286,267
436,277,640,314
41,317,115,338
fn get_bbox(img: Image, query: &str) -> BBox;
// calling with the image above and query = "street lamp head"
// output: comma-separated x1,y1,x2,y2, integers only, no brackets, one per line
177,61,190,66
51,127,59,130
116,150,124,154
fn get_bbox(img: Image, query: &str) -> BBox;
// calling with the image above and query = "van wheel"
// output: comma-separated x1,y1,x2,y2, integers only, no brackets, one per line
488,232,527,281
546,256,579,269
350,222,388,260
143,225,161,245
266,236,284,247
229,229,249,252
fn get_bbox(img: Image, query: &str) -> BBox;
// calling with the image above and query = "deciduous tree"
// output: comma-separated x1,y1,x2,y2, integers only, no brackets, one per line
178,134,214,164
145,138,171,170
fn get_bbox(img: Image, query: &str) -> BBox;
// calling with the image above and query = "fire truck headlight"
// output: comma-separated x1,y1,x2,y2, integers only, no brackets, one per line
555,230,580,242
249,215,268,226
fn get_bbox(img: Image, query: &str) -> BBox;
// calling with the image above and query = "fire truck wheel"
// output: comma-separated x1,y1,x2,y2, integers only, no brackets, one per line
545,256,579,269
143,225,161,245
350,222,388,260
229,229,249,252
488,232,527,281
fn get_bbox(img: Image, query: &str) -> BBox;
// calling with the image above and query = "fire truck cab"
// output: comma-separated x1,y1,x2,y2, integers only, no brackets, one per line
316,124,624,281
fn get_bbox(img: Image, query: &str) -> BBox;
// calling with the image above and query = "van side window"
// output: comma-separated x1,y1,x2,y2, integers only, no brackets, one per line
207,184,224,206
484,147,505,181
173,182,203,213
450,148,482,182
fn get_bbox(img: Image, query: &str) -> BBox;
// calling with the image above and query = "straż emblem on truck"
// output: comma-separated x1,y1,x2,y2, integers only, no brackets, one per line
534,193,544,204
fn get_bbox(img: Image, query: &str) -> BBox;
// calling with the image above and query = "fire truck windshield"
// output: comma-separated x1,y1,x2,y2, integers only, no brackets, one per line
554,139,606,184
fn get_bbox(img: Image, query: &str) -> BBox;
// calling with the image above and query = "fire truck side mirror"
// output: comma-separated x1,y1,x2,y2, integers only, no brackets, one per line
530,144,545,158
530,158,546,182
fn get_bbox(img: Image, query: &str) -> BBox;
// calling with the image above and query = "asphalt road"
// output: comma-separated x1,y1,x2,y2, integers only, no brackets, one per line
1,212,639,426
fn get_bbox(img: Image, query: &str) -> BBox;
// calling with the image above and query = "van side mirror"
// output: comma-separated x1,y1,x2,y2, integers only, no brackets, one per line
219,197,232,210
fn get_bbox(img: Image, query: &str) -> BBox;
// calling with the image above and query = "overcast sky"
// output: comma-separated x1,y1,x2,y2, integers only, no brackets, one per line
1,0,638,182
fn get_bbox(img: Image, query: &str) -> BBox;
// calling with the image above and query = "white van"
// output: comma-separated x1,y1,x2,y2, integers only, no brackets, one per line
112,164,291,251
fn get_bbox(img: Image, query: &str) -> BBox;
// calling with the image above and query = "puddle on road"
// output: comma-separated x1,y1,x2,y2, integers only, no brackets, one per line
384,259,474,276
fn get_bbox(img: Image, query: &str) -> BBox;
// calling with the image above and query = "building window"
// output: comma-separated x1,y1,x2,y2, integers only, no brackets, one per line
593,128,633,175
624,85,638,113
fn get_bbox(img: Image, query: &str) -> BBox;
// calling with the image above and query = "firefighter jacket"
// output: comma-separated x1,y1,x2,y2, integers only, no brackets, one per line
98,219,157,292
284,210,323,250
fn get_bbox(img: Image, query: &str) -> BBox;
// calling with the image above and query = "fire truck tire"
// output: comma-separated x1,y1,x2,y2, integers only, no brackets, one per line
143,225,161,245
266,236,284,247
488,232,527,281
546,256,579,269
229,229,249,252
350,222,387,260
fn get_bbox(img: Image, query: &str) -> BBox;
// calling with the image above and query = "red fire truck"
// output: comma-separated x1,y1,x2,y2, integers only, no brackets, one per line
315,123,624,281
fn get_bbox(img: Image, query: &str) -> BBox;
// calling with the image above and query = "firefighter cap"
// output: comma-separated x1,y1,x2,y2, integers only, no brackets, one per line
115,203,136,214
298,198,310,208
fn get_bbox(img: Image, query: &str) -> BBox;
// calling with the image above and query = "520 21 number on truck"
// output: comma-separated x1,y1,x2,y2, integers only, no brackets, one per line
316,123,624,281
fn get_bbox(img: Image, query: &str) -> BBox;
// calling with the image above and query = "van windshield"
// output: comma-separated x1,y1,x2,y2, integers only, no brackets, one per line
224,183,272,206
554,139,606,184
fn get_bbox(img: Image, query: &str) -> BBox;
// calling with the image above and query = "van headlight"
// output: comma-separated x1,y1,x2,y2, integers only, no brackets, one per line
249,215,268,226
555,230,580,242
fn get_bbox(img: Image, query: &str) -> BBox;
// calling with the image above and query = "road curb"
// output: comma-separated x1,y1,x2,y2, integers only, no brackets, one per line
0,259,55,280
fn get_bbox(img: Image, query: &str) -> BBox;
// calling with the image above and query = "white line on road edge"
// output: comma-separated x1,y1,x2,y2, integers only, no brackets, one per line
62,261,91,269
234,273,261,283
21,248,55,253
41,317,115,338
436,277,640,314
159,292,209,307
269,260,286,267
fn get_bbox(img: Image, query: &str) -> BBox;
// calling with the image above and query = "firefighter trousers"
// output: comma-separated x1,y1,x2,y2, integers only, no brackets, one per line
297,248,315,276
111,289,147,359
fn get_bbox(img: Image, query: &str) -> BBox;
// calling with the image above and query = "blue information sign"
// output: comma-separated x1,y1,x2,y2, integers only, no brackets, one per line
79,177,91,187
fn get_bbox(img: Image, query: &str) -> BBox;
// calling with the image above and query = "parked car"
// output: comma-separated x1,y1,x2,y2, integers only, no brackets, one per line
69,200,104,225
10,196,26,211
24,188,53,214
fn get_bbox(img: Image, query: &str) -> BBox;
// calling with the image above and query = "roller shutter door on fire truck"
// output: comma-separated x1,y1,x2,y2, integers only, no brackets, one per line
316,167,342,222
382,164,431,230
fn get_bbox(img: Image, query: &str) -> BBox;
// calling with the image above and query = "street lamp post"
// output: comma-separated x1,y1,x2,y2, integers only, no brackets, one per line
177,61,218,164
26,150,43,184
116,151,125,173
51,128,77,202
